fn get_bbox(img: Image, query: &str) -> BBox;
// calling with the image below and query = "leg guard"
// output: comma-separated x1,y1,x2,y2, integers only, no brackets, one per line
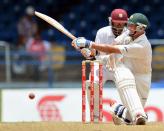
114,67,147,122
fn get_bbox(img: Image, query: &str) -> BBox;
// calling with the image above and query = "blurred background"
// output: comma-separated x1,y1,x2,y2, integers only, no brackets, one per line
0,0,164,122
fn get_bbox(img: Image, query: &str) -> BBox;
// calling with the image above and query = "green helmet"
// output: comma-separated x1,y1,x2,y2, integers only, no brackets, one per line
128,13,149,29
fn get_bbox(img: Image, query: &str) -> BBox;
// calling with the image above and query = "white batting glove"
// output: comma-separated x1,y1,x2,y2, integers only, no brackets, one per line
72,37,92,50
81,48,92,59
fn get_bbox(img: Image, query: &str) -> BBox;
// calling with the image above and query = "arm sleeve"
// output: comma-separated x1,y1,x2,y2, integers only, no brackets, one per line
95,30,101,43
94,30,102,56
115,43,145,58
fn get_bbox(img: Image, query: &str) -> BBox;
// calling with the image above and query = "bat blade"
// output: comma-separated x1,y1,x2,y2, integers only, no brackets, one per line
35,11,76,40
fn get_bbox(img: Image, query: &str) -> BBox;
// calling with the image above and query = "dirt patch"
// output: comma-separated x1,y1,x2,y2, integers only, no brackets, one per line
0,122,163,131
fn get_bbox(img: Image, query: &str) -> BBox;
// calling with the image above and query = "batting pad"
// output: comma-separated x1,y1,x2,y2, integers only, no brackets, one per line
114,67,146,121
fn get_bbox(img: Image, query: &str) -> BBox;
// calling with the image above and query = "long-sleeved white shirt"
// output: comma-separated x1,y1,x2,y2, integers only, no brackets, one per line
115,32,152,74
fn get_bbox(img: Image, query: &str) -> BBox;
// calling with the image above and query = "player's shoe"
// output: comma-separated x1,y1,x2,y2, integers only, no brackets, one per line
109,100,132,125
109,100,124,125
112,114,123,125
135,114,147,125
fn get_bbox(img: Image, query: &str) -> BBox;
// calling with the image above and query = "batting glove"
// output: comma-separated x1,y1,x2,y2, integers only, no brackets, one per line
80,48,92,59
72,37,92,50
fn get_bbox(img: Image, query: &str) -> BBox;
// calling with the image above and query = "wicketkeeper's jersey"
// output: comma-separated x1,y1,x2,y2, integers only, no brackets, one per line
95,26,115,55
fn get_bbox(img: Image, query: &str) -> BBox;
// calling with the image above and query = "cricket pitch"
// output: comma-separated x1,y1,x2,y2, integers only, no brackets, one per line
0,122,163,131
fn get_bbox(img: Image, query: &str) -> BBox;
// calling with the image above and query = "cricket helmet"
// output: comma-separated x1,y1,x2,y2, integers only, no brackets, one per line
109,9,128,36
111,9,128,23
128,13,149,30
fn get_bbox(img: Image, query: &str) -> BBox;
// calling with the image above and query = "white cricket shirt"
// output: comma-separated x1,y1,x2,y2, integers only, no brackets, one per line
115,32,152,74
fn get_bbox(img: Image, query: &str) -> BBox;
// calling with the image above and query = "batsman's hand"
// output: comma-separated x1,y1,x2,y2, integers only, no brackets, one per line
71,37,92,50
81,48,96,59
81,48,91,58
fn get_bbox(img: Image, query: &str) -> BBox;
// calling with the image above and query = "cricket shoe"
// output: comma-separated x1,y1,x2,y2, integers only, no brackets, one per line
109,100,124,125
135,114,147,125
109,100,132,125
112,114,123,125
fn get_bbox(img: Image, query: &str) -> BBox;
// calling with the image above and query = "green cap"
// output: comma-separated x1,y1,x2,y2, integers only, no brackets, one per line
128,13,149,28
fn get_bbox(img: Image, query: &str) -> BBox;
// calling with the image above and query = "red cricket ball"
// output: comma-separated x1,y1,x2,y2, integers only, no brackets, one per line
29,93,35,99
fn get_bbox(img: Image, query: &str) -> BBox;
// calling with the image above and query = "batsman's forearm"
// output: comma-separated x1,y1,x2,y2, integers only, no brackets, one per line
90,42,121,54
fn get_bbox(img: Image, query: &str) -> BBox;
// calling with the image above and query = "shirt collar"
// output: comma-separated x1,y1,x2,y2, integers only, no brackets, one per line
133,33,145,43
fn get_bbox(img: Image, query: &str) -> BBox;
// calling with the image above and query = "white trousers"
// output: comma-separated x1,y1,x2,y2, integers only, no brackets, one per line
86,62,151,122
92,63,151,107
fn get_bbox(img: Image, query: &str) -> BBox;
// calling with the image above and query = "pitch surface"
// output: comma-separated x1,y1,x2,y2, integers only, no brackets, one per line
0,122,163,131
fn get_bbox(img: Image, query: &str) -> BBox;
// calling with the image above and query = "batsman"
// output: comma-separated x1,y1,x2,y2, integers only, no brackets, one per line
72,12,152,125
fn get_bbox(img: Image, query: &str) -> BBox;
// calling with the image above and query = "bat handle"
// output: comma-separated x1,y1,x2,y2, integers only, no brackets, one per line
69,35,76,40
